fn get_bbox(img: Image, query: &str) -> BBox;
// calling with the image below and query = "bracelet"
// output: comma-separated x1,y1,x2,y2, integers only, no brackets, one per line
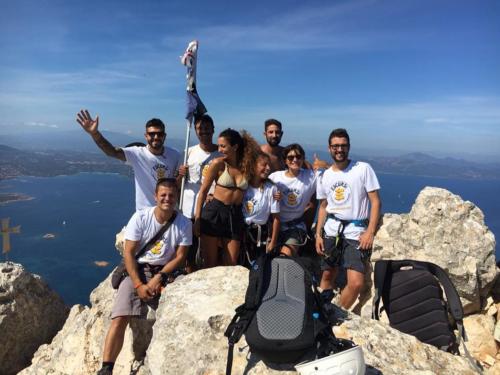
134,283,143,289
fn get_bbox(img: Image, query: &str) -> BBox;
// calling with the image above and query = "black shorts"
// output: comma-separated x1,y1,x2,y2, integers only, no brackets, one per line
200,198,244,240
320,236,371,273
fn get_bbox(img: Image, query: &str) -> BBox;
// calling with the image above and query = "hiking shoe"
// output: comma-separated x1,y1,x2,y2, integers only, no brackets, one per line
96,367,113,375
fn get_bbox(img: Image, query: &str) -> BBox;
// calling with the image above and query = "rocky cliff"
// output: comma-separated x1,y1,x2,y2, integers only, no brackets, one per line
10,187,500,374
0,262,68,375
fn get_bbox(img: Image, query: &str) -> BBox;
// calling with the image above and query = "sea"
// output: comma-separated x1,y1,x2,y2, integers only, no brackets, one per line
0,173,499,306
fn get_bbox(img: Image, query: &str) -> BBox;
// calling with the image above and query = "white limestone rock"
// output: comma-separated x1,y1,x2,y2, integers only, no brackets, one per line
142,266,478,375
19,272,152,375
0,262,68,375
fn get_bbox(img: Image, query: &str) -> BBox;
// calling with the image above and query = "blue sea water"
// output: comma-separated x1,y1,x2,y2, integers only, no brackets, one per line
0,173,498,306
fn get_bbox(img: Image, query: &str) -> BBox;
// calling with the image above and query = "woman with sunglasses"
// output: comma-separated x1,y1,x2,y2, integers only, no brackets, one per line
269,143,318,256
194,128,259,267
241,152,281,264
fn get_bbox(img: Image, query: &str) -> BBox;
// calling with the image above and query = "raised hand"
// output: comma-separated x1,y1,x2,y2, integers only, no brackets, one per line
76,109,99,135
313,153,329,171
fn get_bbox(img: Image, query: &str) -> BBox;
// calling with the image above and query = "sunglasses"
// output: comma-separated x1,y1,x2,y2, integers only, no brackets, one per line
286,154,303,162
147,131,165,138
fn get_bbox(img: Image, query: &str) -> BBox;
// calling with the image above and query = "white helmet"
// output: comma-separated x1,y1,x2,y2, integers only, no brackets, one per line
295,345,365,375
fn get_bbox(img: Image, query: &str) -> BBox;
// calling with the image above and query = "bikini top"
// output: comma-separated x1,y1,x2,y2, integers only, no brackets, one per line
216,162,248,190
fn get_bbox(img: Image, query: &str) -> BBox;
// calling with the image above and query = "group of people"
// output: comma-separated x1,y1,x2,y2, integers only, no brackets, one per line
76,110,381,375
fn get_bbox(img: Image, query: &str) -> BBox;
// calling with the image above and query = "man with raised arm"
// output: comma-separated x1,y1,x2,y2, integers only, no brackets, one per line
76,110,182,211
97,178,191,375
315,128,381,310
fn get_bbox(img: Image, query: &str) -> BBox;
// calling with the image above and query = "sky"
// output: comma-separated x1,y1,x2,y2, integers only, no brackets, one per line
1,0,499,160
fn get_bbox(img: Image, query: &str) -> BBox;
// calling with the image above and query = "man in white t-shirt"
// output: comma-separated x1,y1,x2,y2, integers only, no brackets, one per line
97,178,192,375
315,128,381,310
178,114,220,272
77,110,182,211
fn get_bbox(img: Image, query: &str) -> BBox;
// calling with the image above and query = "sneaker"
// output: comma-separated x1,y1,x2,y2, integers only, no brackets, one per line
96,367,112,375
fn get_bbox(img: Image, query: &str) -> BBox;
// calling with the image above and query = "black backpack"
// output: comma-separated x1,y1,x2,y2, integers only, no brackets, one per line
372,259,481,371
224,252,353,374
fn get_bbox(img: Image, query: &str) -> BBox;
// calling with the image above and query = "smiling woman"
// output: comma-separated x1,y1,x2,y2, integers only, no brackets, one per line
194,128,260,268
269,143,319,256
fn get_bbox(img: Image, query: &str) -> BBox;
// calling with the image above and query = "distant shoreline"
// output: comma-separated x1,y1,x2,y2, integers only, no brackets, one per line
0,193,34,205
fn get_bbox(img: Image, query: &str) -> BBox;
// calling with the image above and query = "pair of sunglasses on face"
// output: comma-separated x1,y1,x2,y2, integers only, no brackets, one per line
286,154,303,162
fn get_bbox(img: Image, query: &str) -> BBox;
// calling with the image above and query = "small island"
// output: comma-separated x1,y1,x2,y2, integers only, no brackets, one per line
94,261,109,267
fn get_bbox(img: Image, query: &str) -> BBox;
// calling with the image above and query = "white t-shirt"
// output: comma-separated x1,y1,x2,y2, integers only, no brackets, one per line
269,169,318,228
316,161,380,240
181,144,221,219
125,207,192,266
123,146,181,211
242,181,280,225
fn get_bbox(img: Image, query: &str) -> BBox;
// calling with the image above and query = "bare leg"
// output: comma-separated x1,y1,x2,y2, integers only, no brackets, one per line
201,234,220,268
223,239,240,266
102,316,130,362
320,267,338,291
339,269,365,309
280,244,298,256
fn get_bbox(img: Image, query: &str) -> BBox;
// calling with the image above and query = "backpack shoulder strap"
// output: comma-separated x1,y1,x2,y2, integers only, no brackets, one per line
372,260,391,320
417,261,463,321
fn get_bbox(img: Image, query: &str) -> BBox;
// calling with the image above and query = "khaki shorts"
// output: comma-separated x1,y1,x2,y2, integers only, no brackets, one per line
111,275,160,319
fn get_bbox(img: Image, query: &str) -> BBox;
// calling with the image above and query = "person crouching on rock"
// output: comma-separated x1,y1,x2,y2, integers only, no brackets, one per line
97,178,192,375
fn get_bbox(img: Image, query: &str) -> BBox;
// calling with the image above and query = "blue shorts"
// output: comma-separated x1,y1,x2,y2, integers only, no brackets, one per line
320,236,371,274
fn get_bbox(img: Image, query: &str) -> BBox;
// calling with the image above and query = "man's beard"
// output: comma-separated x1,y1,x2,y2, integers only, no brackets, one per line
266,137,281,147
148,140,164,150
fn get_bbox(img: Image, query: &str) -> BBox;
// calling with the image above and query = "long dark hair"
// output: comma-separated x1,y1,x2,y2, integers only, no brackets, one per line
219,128,260,179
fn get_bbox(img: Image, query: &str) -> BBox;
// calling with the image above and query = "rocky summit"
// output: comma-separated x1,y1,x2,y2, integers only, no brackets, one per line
6,187,500,374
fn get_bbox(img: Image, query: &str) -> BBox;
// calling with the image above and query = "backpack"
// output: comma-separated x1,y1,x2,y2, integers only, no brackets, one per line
372,259,481,371
224,251,354,375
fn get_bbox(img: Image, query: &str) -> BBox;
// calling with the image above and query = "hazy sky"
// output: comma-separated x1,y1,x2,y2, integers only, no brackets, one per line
1,0,499,159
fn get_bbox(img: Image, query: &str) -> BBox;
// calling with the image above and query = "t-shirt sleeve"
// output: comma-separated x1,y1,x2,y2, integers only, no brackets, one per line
364,163,380,192
270,185,280,214
178,217,192,246
316,172,327,200
124,211,142,241
122,146,138,167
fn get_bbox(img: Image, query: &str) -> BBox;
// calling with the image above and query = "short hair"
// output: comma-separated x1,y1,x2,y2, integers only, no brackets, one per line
328,128,350,145
264,118,282,131
145,118,165,132
155,177,178,193
282,143,305,161
195,114,214,130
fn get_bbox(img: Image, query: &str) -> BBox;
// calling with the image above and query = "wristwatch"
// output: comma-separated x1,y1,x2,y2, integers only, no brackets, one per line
159,272,170,286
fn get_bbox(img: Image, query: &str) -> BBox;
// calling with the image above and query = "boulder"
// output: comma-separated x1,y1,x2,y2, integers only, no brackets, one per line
368,187,497,314
143,266,477,375
463,314,498,362
20,266,479,375
0,262,68,375
19,273,153,375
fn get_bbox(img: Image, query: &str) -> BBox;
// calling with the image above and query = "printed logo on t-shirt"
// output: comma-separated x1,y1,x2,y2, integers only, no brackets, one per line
150,240,163,255
284,188,301,207
201,164,210,178
331,181,351,205
244,198,258,215
153,164,168,180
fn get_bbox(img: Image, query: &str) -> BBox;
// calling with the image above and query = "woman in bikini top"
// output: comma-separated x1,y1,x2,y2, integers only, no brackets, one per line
194,128,258,267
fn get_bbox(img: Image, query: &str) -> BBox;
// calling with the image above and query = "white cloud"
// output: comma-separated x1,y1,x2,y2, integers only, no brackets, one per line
25,122,59,128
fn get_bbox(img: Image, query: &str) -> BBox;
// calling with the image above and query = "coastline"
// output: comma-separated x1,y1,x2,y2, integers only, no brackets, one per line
0,193,34,205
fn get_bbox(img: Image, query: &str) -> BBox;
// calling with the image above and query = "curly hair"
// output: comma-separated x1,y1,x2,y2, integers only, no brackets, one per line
219,128,260,180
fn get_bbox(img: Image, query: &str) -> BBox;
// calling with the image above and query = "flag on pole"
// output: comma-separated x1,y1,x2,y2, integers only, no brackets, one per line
181,40,207,122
